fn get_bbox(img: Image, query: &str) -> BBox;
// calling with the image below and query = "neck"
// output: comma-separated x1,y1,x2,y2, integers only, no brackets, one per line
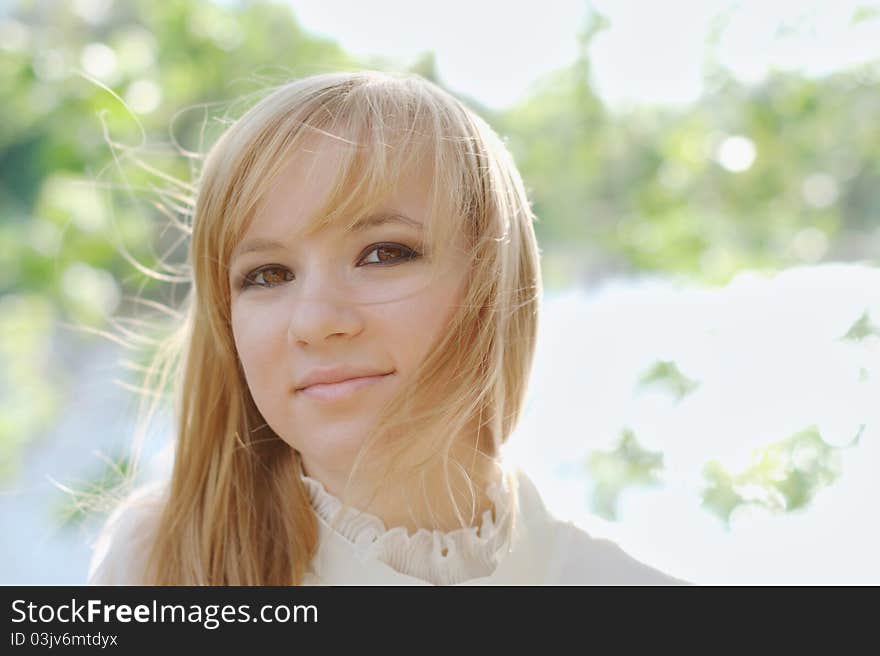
300,442,503,535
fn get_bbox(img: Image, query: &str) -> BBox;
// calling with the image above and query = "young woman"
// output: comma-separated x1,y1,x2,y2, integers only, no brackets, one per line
88,70,682,585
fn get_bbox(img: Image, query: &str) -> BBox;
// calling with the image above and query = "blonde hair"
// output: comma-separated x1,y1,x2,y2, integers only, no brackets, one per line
134,70,541,584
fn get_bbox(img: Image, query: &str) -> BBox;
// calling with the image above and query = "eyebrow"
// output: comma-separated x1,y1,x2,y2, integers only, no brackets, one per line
230,212,424,264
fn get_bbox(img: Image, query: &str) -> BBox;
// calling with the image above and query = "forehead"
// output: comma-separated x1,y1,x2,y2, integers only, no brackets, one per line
248,135,429,236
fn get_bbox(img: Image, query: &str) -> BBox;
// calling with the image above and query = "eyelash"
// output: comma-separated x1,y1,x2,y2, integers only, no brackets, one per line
239,242,422,290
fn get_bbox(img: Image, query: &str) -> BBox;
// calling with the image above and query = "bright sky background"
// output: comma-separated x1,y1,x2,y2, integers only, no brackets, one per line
289,0,880,110
504,263,879,584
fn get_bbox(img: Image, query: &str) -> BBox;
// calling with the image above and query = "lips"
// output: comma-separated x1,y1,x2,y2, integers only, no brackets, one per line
295,366,395,392
296,372,394,401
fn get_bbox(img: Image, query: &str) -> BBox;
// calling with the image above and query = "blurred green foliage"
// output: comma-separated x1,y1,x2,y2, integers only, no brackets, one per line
701,425,849,526
0,294,61,479
0,0,877,524
52,453,131,528
585,428,665,520
500,56,880,286
637,360,700,402
841,309,880,341
587,342,868,525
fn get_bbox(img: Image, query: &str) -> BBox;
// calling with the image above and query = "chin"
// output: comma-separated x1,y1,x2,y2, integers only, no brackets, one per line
295,424,373,475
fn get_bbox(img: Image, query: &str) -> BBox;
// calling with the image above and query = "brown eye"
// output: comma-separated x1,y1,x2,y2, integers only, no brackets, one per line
359,243,420,266
243,265,293,289
377,245,404,261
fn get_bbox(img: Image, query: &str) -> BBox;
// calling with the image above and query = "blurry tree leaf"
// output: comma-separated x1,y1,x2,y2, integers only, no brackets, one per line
702,425,844,527
585,428,664,520
851,6,880,24
408,51,439,83
637,359,700,401
840,309,880,341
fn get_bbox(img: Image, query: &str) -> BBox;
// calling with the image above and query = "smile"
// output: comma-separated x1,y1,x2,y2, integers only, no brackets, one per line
296,372,394,401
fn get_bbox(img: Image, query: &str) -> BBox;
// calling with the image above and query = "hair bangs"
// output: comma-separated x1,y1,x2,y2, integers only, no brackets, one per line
290,91,471,270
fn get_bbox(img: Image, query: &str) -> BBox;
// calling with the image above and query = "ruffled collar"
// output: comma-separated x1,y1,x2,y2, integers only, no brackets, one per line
300,470,515,585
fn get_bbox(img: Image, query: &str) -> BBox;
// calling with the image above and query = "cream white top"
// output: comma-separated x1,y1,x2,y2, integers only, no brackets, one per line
299,472,514,585
88,467,685,586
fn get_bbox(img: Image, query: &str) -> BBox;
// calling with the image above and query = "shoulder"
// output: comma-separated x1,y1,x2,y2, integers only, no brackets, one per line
547,520,687,585
513,469,687,585
87,480,168,585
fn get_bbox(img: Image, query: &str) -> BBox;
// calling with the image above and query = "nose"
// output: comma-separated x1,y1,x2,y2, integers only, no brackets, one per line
286,272,364,347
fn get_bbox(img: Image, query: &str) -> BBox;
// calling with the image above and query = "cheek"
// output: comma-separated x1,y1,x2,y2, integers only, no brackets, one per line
231,303,287,396
387,276,465,369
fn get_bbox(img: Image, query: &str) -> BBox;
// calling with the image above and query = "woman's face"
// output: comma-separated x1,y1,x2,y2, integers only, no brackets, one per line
229,136,469,486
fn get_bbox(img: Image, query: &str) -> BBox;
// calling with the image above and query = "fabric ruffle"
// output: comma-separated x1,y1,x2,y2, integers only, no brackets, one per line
300,471,514,586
